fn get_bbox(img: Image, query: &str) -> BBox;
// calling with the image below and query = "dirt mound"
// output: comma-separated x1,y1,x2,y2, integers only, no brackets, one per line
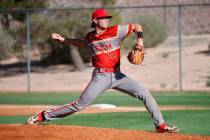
0,124,209,140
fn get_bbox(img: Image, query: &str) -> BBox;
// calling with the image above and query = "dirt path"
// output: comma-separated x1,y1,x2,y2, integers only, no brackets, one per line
0,124,209,140
0,105,208,116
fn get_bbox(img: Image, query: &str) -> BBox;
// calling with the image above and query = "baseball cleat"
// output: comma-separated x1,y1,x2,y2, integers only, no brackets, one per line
156,123,180,133
27,111,45,125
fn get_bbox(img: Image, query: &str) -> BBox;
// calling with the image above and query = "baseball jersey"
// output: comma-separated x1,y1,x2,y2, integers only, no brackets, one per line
85,24,132,68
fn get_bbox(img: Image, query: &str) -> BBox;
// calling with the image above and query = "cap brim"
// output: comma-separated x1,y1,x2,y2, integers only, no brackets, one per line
97,16,112,19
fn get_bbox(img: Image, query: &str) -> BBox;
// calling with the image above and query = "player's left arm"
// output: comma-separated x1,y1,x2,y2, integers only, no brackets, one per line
131,24,144,50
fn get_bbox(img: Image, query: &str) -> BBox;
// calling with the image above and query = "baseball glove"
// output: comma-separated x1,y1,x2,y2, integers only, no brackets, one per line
127,48,144,65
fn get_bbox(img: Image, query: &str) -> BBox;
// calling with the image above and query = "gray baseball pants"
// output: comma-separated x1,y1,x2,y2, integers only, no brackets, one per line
44,68,165,126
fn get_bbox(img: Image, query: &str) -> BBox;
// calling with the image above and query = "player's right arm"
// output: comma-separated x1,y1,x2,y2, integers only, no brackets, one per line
51,33,85,47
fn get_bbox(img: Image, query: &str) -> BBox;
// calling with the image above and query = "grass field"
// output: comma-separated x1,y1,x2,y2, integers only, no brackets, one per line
0,110,209,136
0,91,210,136
0,91,210,106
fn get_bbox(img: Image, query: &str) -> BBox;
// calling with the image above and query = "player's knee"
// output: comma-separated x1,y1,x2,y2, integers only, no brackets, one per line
76,100,90,111
135,86,151,99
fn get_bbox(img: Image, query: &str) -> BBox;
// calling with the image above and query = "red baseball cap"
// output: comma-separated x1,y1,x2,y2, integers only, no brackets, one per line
92,9,112,20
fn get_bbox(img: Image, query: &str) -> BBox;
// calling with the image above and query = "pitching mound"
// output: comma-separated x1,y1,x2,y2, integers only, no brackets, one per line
0,124,209,140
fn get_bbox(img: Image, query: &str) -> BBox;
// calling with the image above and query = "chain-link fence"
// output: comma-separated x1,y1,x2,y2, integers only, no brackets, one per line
0,4,210,93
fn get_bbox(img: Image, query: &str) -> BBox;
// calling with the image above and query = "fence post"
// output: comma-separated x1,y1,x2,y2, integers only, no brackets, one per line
163,0,167,25
25,12,31,93
178,6,183,91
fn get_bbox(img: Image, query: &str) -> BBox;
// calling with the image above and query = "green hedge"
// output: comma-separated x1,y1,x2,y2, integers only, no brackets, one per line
122,15,168,49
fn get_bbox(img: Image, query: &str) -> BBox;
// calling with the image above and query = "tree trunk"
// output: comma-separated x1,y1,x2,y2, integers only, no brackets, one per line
69,46,86,71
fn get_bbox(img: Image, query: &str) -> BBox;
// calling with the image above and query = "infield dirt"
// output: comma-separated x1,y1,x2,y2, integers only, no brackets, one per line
0,124,210,140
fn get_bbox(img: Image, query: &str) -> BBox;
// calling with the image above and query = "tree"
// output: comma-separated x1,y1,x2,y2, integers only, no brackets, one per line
0,0,46,61
29,11,89,70
0,21,15,60
0,0,46,28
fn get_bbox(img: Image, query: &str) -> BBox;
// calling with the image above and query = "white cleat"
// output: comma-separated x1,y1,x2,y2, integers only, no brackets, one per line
27,112,45,125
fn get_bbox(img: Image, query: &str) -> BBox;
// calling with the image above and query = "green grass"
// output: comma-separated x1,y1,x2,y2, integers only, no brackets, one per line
0,92,210,107
0,110,210,136
1,91,209,136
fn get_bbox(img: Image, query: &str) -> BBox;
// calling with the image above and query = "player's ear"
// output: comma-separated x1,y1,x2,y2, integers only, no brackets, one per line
93,18,98,24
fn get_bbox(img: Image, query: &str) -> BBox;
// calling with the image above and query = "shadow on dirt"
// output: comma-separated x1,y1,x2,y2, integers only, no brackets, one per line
0,61,76,77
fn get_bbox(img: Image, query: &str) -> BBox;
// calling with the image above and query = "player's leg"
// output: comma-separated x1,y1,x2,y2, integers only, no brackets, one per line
112,74,164,126
111,72,179,132
28,71,111,124
44,74,111,121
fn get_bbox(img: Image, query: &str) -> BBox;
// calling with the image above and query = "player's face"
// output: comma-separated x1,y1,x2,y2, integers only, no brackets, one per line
97,17,111,29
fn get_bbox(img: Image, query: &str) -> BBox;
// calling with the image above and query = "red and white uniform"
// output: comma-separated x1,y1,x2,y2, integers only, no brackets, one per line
32,9,166,129
85,24,132,68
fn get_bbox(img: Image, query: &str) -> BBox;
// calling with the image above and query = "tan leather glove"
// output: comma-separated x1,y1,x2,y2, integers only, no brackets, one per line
127,48,144,65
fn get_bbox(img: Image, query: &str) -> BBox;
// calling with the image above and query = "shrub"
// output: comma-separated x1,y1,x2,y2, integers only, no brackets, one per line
122,15,168,49
29,11,92,65
0,23,15,60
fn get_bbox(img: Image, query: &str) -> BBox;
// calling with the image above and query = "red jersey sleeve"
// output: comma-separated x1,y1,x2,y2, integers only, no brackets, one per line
117,24,132,40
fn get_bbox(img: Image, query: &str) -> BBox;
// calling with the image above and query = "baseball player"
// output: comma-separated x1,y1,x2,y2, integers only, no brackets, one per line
28,9,179,133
